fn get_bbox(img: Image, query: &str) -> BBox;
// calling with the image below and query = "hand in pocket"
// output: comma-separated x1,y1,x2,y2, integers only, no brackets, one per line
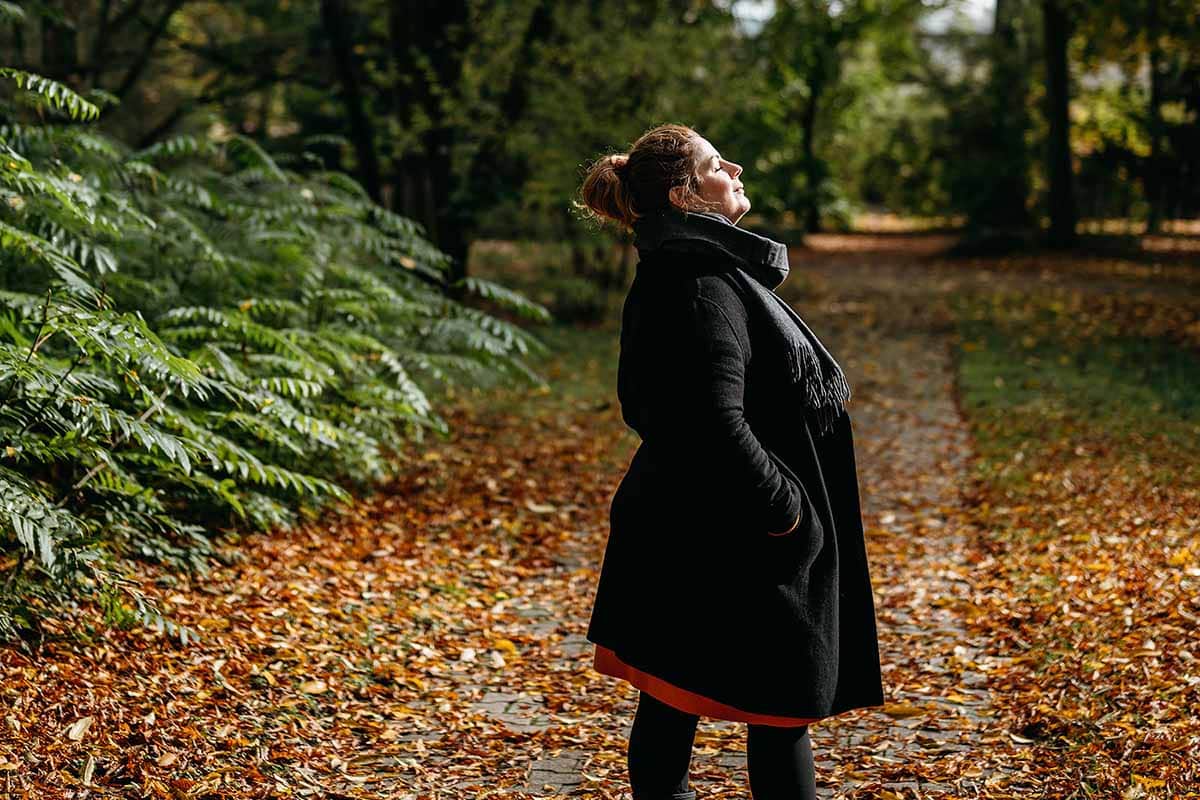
759,449,825,583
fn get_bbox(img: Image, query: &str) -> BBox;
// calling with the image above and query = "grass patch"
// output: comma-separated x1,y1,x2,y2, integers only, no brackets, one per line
952,290,1200,488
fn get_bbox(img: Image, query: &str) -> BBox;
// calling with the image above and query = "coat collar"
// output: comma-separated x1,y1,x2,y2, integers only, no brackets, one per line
631,206,791,291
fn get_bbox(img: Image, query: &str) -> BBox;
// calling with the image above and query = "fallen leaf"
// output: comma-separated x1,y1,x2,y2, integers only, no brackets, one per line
66,716,93,742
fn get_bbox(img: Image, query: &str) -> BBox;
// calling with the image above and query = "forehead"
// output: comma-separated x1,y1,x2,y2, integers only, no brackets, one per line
694,137,720,162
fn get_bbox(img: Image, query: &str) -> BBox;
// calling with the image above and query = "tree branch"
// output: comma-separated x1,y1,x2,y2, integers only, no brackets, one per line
113,0,189,100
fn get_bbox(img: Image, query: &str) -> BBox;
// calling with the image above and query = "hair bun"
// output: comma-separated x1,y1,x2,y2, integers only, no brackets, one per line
577,123,702,231
578,152,635,228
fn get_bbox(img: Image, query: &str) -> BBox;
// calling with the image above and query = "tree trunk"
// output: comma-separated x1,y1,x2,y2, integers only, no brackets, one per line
800,78,822,234
978,0,1032,232
88,0,113,89
387,0,471,289
1144,0,1164,234
321,0,383,203
1042,0,1076,247
40,6,79,84
112,0,187,100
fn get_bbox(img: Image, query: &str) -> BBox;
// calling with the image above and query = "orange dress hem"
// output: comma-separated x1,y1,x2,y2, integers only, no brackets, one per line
592,644,821,728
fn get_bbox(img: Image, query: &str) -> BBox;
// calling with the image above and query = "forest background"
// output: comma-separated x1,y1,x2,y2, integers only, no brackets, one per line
1,1,1199,796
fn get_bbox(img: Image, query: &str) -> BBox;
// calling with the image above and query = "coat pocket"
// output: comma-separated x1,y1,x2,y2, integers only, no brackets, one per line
757,448,825,584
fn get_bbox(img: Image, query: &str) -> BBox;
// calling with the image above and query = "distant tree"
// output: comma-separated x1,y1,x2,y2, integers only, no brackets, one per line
1042,0,1077,246
749,0,931,233
499,1,747,259
930,0,1038,239
321,0,383,203
1076,0,1200,231
987,0,1036,231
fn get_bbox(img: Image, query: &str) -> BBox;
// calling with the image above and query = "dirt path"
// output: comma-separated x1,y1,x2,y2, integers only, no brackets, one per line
386,243,1037,798
779,252,1026,797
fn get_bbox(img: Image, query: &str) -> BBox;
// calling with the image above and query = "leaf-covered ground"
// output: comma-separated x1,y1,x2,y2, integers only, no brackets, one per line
2,235,1197,798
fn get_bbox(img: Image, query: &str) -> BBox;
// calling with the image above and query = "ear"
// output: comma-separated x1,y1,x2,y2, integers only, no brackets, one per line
668,185,687,210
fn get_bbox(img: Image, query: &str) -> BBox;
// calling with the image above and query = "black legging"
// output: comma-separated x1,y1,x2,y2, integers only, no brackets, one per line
627,690,817,800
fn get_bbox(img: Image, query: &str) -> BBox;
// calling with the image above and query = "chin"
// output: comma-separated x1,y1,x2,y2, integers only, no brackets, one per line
730,198,750,224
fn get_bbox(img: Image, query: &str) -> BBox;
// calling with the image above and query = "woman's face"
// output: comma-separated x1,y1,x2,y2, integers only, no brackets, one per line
670,135,750,224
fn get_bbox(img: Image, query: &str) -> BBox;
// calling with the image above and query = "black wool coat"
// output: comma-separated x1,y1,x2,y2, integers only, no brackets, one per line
586,245,885,720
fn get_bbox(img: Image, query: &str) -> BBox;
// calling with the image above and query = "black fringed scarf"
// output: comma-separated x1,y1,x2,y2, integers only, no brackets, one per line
632,207,852,437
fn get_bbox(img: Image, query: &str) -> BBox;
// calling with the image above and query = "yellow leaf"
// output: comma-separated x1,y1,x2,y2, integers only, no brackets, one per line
300,680,328,694
1168,547,1193,566
881,702,926,719
492,638,518,655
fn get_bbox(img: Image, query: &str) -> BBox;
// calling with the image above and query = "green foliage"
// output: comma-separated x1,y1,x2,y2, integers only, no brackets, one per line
0,3,25,23
712,0,933,231
464,1,752,242
468,240,620,323
0,68,101,121
0,67,550,644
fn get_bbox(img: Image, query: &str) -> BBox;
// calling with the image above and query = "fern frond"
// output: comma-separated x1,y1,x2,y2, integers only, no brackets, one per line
0,2,26,23
129,135,217,164
458,276,553,323
0,469,83,570
224,135,287,181
0,220,98,300
0,69,101,121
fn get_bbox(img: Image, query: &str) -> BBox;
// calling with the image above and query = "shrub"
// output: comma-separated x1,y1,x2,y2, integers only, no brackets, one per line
0,68,551,644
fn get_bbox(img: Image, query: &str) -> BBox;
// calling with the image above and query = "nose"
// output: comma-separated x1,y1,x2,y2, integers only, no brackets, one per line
727,160,743,179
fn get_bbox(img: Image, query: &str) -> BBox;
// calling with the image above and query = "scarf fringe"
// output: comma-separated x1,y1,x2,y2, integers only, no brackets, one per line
782,332,851,437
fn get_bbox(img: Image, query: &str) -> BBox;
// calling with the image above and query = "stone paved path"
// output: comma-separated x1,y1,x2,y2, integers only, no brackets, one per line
455,247,1024,797
789,252,1017,796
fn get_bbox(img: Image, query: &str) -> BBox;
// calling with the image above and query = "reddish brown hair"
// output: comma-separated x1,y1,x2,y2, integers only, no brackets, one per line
577,123,717,230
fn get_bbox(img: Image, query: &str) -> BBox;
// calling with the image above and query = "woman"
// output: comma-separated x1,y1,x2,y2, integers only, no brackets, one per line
577,123,885,800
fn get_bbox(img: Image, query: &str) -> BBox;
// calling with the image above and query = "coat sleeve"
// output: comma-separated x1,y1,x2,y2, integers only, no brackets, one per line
667,290,805,535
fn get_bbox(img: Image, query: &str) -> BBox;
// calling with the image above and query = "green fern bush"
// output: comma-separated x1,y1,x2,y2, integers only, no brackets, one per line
0,67,551,643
